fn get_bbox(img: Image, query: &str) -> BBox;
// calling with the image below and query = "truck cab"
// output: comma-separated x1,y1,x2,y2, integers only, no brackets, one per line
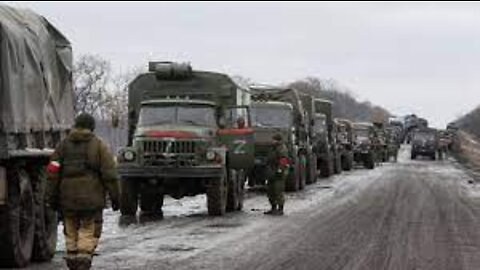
248,101,294,187
353,122,376,169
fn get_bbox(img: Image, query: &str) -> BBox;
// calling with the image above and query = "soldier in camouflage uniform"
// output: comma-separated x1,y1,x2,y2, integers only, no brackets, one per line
265,134,289,216
46,114,120,270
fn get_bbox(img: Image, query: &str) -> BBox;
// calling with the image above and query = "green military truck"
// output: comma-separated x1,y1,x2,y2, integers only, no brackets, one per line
373,122,389,163
411,128,438,160
117,62,254,216
314,99,342,176
249,86,312,191
0,5,74,267
335,119,354,171
352,122,376,169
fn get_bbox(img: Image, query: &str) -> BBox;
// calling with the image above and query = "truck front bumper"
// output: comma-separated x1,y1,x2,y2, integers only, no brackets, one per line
118,164,224,179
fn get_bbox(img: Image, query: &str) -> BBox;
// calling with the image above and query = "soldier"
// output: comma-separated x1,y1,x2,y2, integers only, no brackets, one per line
265,134,289,216
236,116,246,129
46,113,120,270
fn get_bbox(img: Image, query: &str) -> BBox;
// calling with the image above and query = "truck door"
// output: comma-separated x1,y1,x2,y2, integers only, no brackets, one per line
218,106,255,171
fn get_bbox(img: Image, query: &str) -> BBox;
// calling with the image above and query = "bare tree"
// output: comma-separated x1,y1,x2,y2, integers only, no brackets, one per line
73,54,111,116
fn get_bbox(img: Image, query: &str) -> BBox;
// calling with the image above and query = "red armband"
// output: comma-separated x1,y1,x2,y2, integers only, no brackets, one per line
279,157,290,167
46,161,61,174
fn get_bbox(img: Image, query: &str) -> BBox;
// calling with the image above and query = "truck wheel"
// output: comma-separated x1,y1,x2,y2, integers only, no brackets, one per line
31,169,57,262
431,153,436,161
299,154,307,190
207,170,227,216
0,169,35,268
286,156,300,191
140,187,163,215
227,169,239,212
236,170,246,211
343,153,353,171
365,153,375,169
308,154,318,184
120,179,138,216
334,155,342,174
320,156,333,178
411,152,416,160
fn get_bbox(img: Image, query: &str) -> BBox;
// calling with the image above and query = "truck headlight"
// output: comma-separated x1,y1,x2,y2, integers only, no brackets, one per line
206,150,216,161
123,150,136,161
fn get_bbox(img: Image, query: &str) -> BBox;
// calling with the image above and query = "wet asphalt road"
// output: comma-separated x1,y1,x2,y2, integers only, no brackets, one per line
27,145,480,270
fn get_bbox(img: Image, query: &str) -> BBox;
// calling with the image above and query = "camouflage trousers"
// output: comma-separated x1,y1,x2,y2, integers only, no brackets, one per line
63,210,103,270
267,171,287,207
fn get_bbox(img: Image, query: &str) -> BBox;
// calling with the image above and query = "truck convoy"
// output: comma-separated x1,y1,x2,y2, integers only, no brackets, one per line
248,86,311,191
117,62,254,216
0,5,74,267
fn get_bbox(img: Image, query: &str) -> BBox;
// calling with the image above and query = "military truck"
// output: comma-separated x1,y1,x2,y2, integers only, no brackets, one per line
411,128,438,160
0,5,74,267
117,62,254,216
335,119,354,171
314,99,342,176
385,126,401,162
248,86,312,191
299,94,320,184
352,122,376,169
373,122,389,162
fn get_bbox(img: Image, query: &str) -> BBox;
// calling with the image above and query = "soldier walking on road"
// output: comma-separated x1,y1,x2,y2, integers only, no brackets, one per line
265,134,289,216
46,113,120,270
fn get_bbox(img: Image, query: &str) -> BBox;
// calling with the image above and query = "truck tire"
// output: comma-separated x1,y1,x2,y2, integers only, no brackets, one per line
320,155,333,178
431,153,436,161
334,154,342,174
31,169,57,262
299,154,307,190
411,152,416,160
120,179,138,216
236,170,246,211
0,169,35,268
286,156,300,191
342,153,353,171
365,153,375,169
140,186,163,215
307,153,318,184
207,170,227,216
227,169,239,212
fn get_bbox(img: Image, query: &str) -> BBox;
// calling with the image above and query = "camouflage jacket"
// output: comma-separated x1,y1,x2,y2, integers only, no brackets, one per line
267,143,289,171
47,128,120,211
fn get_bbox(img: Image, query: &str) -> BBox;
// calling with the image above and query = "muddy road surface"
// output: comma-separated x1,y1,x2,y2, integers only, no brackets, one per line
27,146,480,270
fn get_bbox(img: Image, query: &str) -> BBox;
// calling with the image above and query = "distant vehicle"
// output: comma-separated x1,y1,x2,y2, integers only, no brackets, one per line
0,4,74,267
352,122,376,169
249,86,313,191
335,119,354,171
411,129,438,160
373,122,389,163
117,62,254,216
315,99,342,176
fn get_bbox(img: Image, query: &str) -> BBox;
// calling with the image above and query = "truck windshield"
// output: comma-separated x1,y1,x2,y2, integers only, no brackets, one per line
251,107,292,128
354,129,369,139
414,133,435,142
138,105,216,127
314,120,327,133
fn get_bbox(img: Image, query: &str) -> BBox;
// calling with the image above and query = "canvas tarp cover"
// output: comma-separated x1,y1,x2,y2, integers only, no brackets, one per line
0,4,74,133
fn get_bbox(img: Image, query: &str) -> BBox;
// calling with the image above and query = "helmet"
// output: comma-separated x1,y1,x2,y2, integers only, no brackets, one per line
272,134,283,142
74,113,96,131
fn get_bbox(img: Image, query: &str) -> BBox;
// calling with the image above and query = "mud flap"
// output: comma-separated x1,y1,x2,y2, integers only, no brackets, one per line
0,167,6,205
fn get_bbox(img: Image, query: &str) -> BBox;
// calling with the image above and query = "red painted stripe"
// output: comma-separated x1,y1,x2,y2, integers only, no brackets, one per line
217,128,254,136
145,130,199,139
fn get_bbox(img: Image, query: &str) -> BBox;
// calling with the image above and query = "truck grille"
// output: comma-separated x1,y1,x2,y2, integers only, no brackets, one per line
142,140,196,154
141,140,199,167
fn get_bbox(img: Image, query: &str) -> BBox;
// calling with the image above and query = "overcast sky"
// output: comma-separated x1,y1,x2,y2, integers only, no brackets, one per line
5,1,480,128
